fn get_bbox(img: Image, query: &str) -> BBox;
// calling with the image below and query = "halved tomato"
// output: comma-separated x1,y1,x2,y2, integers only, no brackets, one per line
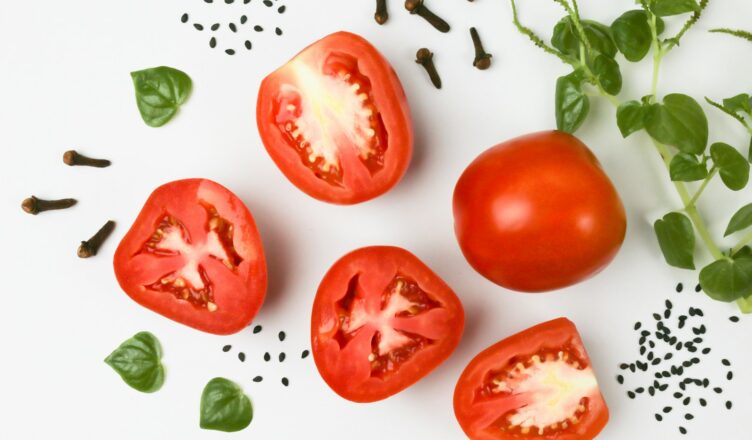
311,246,464,402
256,31,413,204
454,318,609,439
113,179,267,335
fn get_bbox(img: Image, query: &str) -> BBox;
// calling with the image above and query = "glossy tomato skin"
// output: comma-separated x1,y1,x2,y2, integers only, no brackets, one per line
257,31,413,205
454,318,609,440
453,131,626,292
114,179,267,335
311,246,464,402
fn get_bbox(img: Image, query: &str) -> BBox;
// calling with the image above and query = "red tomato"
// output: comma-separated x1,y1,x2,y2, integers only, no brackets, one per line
453,131,626,292
454,318,609,440
311,246,464,402
256,31,413,205
113,179,267,335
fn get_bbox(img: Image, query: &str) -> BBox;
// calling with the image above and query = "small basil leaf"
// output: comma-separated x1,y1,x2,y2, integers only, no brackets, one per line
617,101,647,137
723,93,752,115
654,212,696,270
725,203,752,236
200,378,253,432
710,142,750,190
104,331,165,393
737,295,752,313
552,17,617,58
645,94,708,155
611,10,654,62
555,70,590,133
130,66,192,127
552,17,579,57
669,153,708,181
651,0,701,17
699,255,752,302
590,53,622,95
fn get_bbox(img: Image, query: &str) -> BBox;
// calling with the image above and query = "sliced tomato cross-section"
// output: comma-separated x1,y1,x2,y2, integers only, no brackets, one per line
256,31,413,204
113,179,267,335
454,318,609,439
311,246,464,402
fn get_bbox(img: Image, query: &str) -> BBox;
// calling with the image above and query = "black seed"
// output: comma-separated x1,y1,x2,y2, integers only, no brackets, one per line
693,337,703,344
653,380,661,388
688,307,696,316
244,40,252,50
639,336,647,345
241,15,248,24
679,382,686,391
654,372,662,379
641,330,650,336
652,358,661,366
702,347,711,355
253,325,262,334
301,349,310,359
666,299,673,309
699,398,707,406
226,0,234,3
677,366,685,375
194,23,204,31
275,27,283,35
669,336,678,345
238,352,246,362
278,5,286,13
620,363,628,370
653,313,661,321
684,413,693,420
663,406,672,413
678,320,686,329
679,426,687,435
727,371,733,380
264,0,273,6
683,397,690,405
674,392,683,398
629,363,636,372
635,387,645,394
278,331,286,341
702,378,709,387
713,387,723,394
181,13,189,23
205,0,213,3
627,391,635,399
264,352,271,362
694,379,703,386
253,376,263,382
664,353,674,360
695,309,704,316
634,322,642,330
637,361,648,371
230,23,237,32
210,37,217,48
676,342,683,350
730,316,740,322
222,344,232,352
662,371,672,378
664,310,671,319
640,346,647,355
683,361,692,368
726,400,732,410
659,384,668,391
225,49,235,55
687,345,697,353
281,377,289,386
648,386,655,396
279,352,286,362
254,25,264,31
649,340,656,348
695,283,702,292
722,359,731,366
211,23,220,31
647,351,654,360
691,357,700,364
655,413,663,421
244,0,249,3
617,375,624,384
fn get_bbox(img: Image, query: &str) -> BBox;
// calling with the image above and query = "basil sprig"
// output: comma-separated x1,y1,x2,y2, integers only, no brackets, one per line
131,66,192,127
200,378,253,432
104,331,165,393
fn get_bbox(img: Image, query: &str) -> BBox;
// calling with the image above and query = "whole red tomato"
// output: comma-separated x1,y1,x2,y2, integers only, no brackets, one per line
453,131,626,292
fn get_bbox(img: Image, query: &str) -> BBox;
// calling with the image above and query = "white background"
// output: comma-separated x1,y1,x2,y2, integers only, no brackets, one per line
1,0,751,438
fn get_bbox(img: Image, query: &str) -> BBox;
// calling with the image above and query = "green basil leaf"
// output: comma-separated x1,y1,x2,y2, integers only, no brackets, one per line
131,66,192,127
200,378,253,432
651,0,701,17
590,53,622,95
645,94,708,155
552,17,617,58
699,255,752,301
710,142,750,190
723,93,752,115
555,70,590,133
654,212,696,269
616,100,647,137
669,153,708,181
737,295,752,313
611,10,664,62
725,203,752,236
104,331,165,393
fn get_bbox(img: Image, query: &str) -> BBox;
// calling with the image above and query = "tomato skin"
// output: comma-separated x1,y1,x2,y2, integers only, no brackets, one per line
113,179,267,335
256,31,413,205
453,318,609,440
311,246,464,402
453,131,626,292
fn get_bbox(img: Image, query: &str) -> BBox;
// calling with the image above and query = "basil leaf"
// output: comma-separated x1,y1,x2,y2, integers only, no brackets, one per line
710,142,750,190
590,53,622,95
104,331,165,393
654,212,696,270
555,70,590,133
725,203,752,236
651,0,701,17
645,94,708,155
552,17,617,59
669,153,708,181
611,10,664,62
200,378,253,432
723,93,752,115
130,66,192,127
616,100,647,137
699,255,752,302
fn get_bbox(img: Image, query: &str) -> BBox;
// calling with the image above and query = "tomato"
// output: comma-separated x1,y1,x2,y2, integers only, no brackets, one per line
256,31,413,205
311,246,464,402
113,179,267,335
453,131,626,292
454,318,609,440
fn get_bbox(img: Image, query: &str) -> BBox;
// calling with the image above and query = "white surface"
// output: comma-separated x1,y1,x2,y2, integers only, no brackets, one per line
1,0,751,439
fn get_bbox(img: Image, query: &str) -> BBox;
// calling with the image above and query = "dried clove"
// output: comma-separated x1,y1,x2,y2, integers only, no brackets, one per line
470,27,492,70
375,0,388,25
404,0,450,33
21,196,77,215
78,220,116,258
416,48,442,89
63,150,111,168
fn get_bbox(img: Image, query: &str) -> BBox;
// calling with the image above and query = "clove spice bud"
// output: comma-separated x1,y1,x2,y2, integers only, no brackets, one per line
375,0,388,25
63,150,111,168
21,196,77,215
470,27,492,70
416,48,442,89
78,220,116,258
404,0,450,33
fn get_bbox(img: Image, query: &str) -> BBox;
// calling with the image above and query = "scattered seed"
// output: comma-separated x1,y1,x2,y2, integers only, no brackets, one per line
194,23,204,31
240,15,248,24
641,330,650,336
691,357,700,364
635,387,645,394
278,5,286,14
664,353,673,360
651,358,661,366
727,371,733,380
702,347,711,355
211,23,220,31
253,325,262,334
664,309,671,319
210,37,217,48
617,375,624,384
640,346,647,355
683,397,690,405
225,0,234,3
634,322,642,330
281,377,289,387
181,13,189,23
278,331,286,341
301,349,310,359
254,25,264,32
679,426,687,435
627,391,635,399
649,340,656,348
674,392,683,398
713,387,723,394
694,283,702,292
264,352,271,362
684,413,694,420
263,0,273,6
655,413,663,421
245,40,252,50
620,363,628,370
663,406,672,413
279,352,286,362
726,400,732,410
222,344,232,352
229,23,237,32
676,282,684,292
238,352,246,362
648,387,655,396
653,313,661,321
730,316,740,322
253,376,263,382
676,342,684,350
225,49,235,55
722,359,731,366
665,299,673,309
699,398,706,406
275,27,283,36
639,336,647,345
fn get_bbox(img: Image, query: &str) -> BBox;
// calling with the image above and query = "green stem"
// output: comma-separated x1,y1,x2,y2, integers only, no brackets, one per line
510,0,575,64
732,229,752,255
687,167,718,207
648,13,664,99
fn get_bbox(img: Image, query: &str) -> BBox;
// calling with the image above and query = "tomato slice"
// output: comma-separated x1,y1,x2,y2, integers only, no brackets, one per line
256,31,413,205
113,179,267,335
311,246,464,402
454,318,609,439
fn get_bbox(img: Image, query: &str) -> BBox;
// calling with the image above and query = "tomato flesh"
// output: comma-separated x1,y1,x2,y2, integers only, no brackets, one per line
311,246,464,402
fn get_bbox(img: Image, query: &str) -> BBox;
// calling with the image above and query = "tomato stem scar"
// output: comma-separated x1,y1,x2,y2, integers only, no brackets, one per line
63,150,111,168
470,27,492,70
21,196,77,215
375,0,388,25
416,48,442,89
78,220,116,258
404,0,450,33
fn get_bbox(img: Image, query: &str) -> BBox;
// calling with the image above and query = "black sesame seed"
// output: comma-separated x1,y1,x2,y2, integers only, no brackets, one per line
264,0,273,6
230,23,237,32
647,351,654,360
635,387,645,394
244,40,252,50
278,331,286,341
713,387,723,394
694,283,702,292
677,366,684,375
254,25,264,32
211,23,220,31
241,15,248,24
653,313,661,321
253,376,263,382
627,391,635,399
691,357,700,364
727,371,733,380
648,387,655,396
662,371,672,378
641,330,650,336
226,0,234,4
676,342,683,350
684,413,694,420
678,320,686,329
194,23,205,31
664,353,674,360
694,379,703,386
210,37,217,48
683,360,692,368
301,349,310,359
279,352,286,362
275,27,283,35
726,400,732,410
637,361,648,371
617,375,624,384
730,316,740,322
253,325,262,334
699,398,707,406
654,372,662,379
702,378,709,387
264,352,271,362
639,336,647,345
620,363,628,370
669,336,678,345
278,5,286,14
693,337,703,344
640,346,647,355
225,49,235,55
653,380,661,388
663,406,672,413
281,377,289,386
652,358,661,366
238,352,246,362
679,382,686,390
687,345,697,353
683,397,690,405
695,309,704,317
702,347,711,355
679,426,687,435
655,413,663,421
649,340,656,348
629,363,636,372
676,282,684,292
222,344,232,352
666,299,673,309
181,13,189,23
664,310,671,319
634,322,642,330
659,384,668,391
722,359,731,366
244,0,250,3
674,392,683,398
205,0,213,3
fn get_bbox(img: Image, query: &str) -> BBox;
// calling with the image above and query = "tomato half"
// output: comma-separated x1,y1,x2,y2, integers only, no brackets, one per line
113,179,267,335
454,318,609,440
453,131,626,292
256,31,413,205
311,246,464,402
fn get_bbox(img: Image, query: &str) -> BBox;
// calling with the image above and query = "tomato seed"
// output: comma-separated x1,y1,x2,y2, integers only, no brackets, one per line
222,344,232,352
